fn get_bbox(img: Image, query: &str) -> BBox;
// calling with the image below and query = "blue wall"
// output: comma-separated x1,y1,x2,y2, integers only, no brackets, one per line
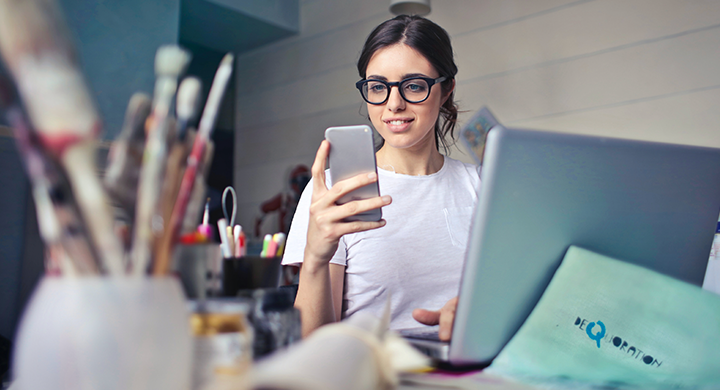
59,0,181,140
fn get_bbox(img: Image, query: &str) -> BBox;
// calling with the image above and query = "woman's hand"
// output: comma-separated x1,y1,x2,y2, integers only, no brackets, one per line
304,140,392,268
412,296,458,341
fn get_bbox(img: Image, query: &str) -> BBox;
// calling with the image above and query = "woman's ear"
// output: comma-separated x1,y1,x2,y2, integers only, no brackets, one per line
442,78,455,105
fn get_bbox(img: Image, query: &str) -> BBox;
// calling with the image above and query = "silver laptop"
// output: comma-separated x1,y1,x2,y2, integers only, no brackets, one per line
402,126,720,366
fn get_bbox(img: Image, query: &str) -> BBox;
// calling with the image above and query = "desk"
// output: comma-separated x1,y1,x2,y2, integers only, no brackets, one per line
398,370,540,390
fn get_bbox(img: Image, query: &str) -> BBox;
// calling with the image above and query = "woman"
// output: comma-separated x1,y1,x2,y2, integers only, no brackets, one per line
282,15,481,340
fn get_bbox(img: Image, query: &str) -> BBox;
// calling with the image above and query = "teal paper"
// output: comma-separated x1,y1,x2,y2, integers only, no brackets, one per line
490,246,720,388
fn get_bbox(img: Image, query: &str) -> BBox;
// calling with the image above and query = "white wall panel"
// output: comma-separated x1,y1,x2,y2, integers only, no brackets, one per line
509,87,720,147
236,105,368,168
455,0,720,82
237,65,359,128
234,0,720,236
236,17,384,94
301,0,387,37
456,26,720,123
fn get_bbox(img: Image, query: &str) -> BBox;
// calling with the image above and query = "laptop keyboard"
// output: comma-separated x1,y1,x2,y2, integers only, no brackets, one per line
398,326,441,341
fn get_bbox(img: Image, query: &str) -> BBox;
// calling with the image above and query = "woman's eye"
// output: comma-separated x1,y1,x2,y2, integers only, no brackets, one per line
404,82,427,92
368,83,386,93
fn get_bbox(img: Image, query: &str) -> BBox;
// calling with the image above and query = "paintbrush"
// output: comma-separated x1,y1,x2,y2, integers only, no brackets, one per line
1,75,100,275
130,45,191,276
175,77,201,141
151,77,203,264
180,138,214,234
0,0,125,275
153,54,233,276
104,93,151,228
152,133,215,277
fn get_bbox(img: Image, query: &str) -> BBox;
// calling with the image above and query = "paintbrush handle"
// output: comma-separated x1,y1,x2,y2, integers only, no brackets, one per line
152,134,193,274
152,55,233,275
152,139,204,276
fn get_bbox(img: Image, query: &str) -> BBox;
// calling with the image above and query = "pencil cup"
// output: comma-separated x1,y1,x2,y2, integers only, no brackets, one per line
174,243,223,299
12,276,192,390
221,256,283,296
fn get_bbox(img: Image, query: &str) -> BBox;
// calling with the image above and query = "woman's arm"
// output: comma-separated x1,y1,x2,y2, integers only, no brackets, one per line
293,140,391,336
294,262,345,336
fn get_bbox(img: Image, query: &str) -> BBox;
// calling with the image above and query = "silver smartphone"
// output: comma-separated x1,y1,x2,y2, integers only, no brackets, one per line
325,125,382,222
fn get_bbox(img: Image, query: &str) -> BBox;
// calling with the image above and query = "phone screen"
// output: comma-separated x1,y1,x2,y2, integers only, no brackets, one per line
325,125,382,222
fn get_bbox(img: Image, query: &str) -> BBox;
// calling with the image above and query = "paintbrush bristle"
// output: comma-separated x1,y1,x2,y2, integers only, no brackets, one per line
176,77,201,121
154,45,191,78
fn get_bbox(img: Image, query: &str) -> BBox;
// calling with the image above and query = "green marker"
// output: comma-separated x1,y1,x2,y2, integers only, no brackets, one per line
261,234,272,257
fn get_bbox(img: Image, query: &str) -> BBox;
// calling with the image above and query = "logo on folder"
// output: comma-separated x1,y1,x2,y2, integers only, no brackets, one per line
574,317,663,368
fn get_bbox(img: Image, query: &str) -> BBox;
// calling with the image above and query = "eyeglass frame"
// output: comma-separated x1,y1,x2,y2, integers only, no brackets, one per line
355,76,447,105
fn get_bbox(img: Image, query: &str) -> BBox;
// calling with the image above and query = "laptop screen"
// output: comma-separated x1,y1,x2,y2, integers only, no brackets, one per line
450,127,720,365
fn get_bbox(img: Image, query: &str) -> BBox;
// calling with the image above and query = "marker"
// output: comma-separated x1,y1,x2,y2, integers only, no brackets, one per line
239,226,247,257
260,234,272,257
274,232,287,257
233,225,242,258
226,225,234,256
266,234,279,259
217,218,232,258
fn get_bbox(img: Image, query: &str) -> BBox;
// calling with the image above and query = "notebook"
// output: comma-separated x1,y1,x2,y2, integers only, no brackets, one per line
401,126,720,366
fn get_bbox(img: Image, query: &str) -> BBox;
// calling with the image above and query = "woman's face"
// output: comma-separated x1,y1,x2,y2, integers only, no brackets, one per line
364,43,449,152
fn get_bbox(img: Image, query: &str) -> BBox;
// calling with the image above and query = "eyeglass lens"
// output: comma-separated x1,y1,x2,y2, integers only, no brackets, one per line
363,78,431,104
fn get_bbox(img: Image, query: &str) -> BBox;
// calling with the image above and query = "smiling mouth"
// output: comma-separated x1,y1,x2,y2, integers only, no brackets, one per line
385,119,413,125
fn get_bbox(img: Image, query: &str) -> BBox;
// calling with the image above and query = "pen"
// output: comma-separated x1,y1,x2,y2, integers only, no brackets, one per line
226,225,235,257
217,218,232,259
197,198,212,239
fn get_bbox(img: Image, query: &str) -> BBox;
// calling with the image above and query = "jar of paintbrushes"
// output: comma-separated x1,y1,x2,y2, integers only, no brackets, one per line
0,0,236,388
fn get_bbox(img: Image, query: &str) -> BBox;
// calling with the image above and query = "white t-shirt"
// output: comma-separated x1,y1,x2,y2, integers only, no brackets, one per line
282,156,481,329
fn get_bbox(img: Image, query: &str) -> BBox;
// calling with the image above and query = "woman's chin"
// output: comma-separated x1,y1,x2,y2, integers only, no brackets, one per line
381,136,434,151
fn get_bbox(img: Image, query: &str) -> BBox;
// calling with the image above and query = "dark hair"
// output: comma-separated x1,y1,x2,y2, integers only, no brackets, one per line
357,15,458,153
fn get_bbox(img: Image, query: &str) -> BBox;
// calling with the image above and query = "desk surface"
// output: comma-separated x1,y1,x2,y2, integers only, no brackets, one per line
398,371,540,390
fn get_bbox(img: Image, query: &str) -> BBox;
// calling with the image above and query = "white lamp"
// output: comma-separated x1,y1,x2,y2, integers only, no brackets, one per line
389,0,431,16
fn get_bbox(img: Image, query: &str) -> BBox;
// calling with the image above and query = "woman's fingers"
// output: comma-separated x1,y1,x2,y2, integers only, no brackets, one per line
438,297,458,341
412,308,440,326
322,194,391,224
314,170,380,209
335,218,387,237
311,140,330,196
412,296,459,342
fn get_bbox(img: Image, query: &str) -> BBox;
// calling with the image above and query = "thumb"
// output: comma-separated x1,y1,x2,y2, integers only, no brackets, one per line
412,308,440,325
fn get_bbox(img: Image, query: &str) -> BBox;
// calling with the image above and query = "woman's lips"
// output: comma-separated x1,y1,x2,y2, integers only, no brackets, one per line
383,118,414,132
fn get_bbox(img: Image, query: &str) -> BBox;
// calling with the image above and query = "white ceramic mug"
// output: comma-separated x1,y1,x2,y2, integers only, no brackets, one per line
12,276,192,390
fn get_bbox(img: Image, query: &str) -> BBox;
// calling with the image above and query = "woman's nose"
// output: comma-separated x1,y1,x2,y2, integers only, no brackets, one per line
386,85,406,112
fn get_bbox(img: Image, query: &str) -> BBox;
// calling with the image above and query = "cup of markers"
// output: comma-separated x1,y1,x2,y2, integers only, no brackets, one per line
260,233,286,259
216,218,249,259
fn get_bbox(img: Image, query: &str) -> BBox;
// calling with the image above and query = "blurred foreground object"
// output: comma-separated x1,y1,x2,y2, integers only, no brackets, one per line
248,311,429,390
0,0,124,274
189,299,254,390
11,277,192,390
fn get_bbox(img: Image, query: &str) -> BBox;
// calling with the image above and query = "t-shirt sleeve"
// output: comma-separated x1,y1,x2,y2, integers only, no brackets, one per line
280,175,348,267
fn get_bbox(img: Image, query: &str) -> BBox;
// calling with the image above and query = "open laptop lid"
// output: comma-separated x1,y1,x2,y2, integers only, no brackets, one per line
450,127,720,365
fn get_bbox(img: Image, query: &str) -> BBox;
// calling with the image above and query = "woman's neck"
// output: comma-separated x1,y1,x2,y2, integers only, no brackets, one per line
376,143,445,176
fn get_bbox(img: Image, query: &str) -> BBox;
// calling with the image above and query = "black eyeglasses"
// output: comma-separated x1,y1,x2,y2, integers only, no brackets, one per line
355,76,447,105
